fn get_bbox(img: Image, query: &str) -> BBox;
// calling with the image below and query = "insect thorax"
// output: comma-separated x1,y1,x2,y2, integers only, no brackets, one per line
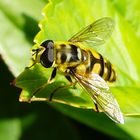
55,42,83,69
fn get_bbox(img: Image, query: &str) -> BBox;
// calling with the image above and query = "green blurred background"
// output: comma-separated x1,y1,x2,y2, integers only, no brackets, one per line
0,0,140,140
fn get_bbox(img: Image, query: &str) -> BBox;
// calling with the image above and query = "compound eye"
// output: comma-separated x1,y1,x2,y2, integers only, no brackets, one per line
40,40,54,68
40,40,54,49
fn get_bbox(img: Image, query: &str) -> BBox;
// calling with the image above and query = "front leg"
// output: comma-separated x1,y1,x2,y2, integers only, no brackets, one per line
25,58,36,69
25,48,44,69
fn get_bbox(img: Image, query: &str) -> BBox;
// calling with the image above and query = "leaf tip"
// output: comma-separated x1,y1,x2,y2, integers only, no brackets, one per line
19,91,31,103
19,96,31,103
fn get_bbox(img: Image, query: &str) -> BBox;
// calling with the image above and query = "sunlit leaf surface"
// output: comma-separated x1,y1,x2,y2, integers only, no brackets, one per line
8,0,140,139
16,0,140,115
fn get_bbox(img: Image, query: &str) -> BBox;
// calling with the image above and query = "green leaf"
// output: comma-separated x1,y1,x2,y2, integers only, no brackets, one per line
15,0,140,115
52,103,135,140
0,0,45,76
111,0,140,38
0,119,21,140
15,64,94,109
9,0,140,139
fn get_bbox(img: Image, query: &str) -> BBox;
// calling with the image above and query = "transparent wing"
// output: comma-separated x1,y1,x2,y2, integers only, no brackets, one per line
69,17,114,46
71,71,124,124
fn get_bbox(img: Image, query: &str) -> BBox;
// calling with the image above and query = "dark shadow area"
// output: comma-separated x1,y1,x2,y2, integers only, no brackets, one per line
22,14,40,44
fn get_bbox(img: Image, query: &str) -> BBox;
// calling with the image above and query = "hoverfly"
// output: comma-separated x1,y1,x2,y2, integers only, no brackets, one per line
28,17,124,124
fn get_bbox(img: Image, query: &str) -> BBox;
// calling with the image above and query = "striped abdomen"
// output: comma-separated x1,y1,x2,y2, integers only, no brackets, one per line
74,49,116,82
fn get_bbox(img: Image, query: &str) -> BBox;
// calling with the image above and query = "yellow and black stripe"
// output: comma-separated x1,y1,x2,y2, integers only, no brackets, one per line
84,50,116,82
55,42,116,82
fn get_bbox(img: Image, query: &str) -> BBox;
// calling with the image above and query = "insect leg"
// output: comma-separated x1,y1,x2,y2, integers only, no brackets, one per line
65,75,73,83
49,73,77,101
65,74,77,88
49,83,75,101
94,103,99,112
25,58,36,69
28,68,57,102
29,83,74,102
48,67,57,83
25,48,42,69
